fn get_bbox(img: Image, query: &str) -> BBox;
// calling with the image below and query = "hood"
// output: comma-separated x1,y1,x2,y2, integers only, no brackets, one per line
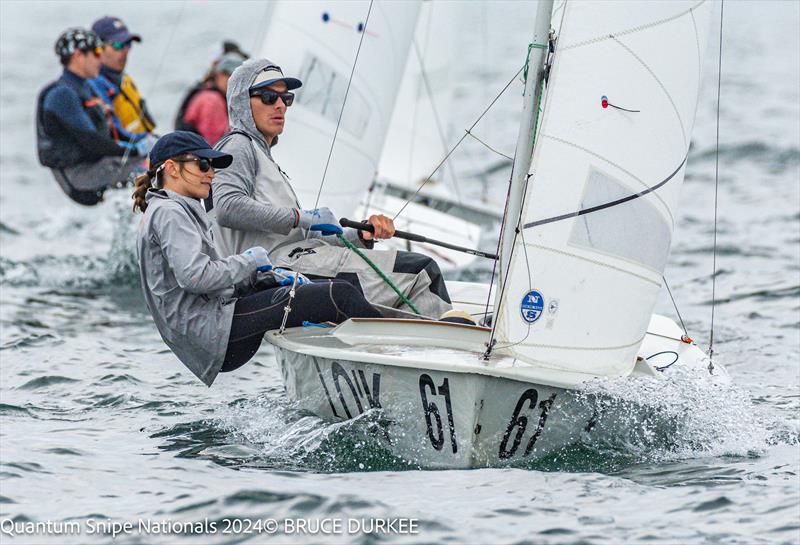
145,189,209,228
226,57,281,156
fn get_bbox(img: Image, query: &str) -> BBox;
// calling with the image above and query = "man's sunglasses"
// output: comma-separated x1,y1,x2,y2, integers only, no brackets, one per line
250,89,295,107
108,41,132,51
174,157,214,173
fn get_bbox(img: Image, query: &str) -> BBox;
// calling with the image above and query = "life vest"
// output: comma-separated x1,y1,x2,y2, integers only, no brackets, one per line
35,80,117,169
96,72,156,134
174,80,226,134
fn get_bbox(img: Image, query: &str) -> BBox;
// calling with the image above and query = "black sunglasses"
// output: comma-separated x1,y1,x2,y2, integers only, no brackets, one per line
174,157,213,172
250,89,295,107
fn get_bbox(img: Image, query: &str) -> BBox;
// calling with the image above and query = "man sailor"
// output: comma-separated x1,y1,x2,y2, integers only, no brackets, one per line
89,16,156,144
36,28,141,206
210,58,452,319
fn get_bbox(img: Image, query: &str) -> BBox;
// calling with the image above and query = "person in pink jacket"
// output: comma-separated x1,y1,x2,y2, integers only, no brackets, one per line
175,52,245,146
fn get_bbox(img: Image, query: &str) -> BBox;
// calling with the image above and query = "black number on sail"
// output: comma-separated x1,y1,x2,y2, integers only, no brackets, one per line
418,374,457,454
499,389,557,459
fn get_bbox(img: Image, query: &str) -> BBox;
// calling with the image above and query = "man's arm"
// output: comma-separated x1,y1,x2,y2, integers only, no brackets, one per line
42,85,125,157
213,135,298,234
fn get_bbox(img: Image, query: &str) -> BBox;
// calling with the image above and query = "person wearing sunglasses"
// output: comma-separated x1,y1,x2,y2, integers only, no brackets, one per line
210,58,452,320
134,131,380,386
89,16,156,145
36,27,141,206
174,51,246,146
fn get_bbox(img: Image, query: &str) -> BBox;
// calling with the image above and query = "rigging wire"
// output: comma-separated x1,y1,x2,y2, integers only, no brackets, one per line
412,39,464,204
116,0,187,179
308,0,374,221
250,3,273,53
709,0,724,358
392,65,524,221
465,130,514,161
279,0,375,334
663,275,689,336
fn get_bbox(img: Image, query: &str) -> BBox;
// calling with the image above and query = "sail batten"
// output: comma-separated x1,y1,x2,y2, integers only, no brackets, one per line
493,0,713,379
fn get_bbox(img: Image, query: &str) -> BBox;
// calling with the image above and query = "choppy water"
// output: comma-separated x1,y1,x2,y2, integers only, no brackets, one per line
1,1,799,544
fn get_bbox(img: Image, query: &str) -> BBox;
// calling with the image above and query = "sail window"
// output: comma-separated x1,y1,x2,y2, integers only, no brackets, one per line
568,168,672,272
294,54,371,137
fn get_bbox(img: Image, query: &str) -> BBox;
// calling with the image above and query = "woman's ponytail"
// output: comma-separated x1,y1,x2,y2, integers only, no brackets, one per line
132,164,162,213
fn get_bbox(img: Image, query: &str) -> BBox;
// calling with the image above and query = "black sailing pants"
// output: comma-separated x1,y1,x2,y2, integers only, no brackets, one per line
220,279,381,373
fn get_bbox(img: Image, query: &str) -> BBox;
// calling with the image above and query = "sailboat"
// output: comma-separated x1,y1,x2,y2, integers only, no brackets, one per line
265,0,725,468
258,0,495,270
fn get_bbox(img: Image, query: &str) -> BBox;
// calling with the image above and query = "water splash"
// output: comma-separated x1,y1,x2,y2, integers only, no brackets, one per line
0,196,140,289
571,364,786,464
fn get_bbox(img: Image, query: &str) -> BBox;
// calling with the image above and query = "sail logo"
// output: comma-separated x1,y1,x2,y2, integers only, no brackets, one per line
520,290,545,324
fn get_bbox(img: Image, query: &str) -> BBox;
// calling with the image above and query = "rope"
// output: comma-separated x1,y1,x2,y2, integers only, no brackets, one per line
392,64,525,221
336,233,421,316
709,0,724,357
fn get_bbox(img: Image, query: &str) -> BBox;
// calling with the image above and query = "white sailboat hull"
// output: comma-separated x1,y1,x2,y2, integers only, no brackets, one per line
276,347,573,468
267,282,725,468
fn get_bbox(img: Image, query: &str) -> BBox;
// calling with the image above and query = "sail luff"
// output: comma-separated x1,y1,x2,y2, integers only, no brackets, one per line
492,0,712,380
497,0,554,289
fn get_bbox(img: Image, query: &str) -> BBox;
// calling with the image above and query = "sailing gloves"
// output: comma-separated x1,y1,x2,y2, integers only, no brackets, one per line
243,246,272,271
243,247,311,285
272,268,312,287
297,207,342,235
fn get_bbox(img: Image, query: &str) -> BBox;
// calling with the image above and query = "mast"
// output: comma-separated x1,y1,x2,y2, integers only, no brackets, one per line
490,0,553,352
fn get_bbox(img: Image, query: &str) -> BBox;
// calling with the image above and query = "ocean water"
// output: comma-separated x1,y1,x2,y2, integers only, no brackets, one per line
1,1,799,544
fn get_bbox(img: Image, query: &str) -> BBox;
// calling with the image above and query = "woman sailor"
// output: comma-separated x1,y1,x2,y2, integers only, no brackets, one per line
133,131,381,386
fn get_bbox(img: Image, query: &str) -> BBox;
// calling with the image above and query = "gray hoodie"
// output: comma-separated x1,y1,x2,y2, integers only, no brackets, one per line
137,189,258,386
210,57,366,260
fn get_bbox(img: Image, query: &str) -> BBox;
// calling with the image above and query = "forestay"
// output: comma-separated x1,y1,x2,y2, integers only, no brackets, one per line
257,1,421,215
493,0,712,379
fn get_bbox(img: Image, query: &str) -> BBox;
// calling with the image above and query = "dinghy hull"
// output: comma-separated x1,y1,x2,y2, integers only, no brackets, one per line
275,346,587,468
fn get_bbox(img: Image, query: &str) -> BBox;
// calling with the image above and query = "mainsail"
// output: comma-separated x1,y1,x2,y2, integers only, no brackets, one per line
493,0,713,379
257,1,421,215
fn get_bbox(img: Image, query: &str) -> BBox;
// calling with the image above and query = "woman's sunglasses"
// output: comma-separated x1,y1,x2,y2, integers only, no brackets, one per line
82,47,103,57
250,89,295,107
174,157,214,173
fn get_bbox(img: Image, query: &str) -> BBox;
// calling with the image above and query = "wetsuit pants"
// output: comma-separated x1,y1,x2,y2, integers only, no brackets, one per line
51,155,137,206
220,279,381,373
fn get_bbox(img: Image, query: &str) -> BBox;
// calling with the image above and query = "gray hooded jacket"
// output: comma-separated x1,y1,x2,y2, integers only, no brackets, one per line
137,189,258,386
210,57,367,260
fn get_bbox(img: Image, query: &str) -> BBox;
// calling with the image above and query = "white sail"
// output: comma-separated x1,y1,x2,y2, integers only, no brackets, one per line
377,0,457,193
494,0,713,379
258,1,421,215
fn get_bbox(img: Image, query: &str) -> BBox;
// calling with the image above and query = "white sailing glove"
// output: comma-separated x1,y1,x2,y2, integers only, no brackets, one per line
242,246,273,271
297,207,338,230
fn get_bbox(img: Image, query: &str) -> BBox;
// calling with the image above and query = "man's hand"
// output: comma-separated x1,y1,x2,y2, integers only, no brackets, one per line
362,214,395,240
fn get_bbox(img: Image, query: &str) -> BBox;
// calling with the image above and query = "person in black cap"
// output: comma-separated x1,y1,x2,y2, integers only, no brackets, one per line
90,16,156,141
134,131,380,387
35,27,142,206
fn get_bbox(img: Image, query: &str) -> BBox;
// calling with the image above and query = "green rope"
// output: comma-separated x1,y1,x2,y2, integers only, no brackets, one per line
522,43,548,93
336,233,422,316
